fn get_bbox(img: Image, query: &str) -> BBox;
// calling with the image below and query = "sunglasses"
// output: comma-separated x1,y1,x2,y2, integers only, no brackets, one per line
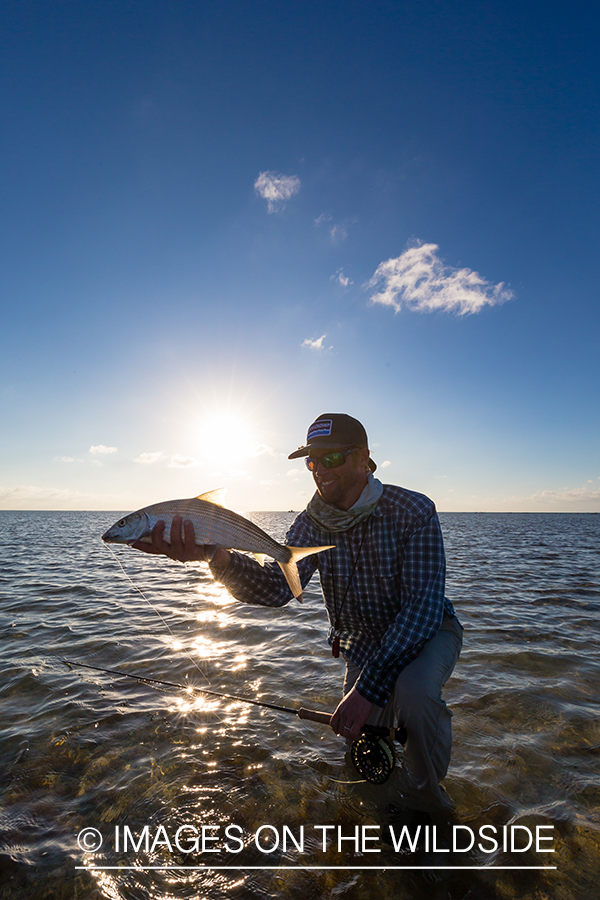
305,448,357,472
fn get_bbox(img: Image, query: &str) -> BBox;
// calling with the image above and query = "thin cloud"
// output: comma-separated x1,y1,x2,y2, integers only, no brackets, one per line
168,454,199,468
498,484,600,511
254,171,301,212
53,456,83,463
229,468,250,480
248,442,275,458
367,242,513,316
530,486,600,504
329,223,347,244
332,268,353,288
89,444,117,455
380,460,391,468
0,484,89,503
133,451,166,465
302,334,330,351
315,214,351,244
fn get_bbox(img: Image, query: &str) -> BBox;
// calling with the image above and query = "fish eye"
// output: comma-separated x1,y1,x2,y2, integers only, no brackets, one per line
118,518,127,527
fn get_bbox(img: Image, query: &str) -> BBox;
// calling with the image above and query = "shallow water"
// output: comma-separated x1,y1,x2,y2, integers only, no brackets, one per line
0,511,599,899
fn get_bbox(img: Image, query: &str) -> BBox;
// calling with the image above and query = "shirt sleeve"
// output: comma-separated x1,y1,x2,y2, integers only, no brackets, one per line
209,514,321,607
355,511,446,706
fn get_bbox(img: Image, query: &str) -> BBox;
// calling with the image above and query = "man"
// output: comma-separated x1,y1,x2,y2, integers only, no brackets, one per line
140,413,462,809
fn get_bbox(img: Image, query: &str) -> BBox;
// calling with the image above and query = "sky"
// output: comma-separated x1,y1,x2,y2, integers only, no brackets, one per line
1,0,599,512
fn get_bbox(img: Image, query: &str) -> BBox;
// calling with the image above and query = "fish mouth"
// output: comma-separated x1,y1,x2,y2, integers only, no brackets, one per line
102,530,151,545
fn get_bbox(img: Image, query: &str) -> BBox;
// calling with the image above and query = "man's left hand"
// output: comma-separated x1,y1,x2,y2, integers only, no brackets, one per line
330,687,373,741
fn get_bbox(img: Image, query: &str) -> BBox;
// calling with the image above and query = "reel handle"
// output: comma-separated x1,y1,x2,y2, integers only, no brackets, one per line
297,707,332,725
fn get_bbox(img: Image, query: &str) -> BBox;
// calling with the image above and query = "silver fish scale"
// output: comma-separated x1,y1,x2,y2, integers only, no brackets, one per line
144,499,291,563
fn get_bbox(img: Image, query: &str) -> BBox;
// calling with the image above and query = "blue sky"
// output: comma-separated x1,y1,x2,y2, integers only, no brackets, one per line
1,0,599,512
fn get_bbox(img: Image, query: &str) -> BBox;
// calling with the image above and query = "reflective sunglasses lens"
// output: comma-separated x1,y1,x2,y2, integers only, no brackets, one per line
305,451,347,471
323,452,345,468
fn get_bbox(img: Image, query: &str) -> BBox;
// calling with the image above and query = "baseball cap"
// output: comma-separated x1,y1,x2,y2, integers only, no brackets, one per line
288,413,377,472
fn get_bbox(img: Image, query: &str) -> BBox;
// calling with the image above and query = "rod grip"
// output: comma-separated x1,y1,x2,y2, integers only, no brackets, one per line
297,707,332,725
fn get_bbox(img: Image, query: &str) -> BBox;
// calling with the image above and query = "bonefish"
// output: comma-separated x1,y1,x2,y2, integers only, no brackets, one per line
102,489,333,602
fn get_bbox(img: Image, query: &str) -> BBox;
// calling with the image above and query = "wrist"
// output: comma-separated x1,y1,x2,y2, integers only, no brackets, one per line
210,547,231,572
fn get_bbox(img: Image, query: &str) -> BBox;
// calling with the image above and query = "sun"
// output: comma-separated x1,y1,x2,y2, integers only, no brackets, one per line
197,413,255,467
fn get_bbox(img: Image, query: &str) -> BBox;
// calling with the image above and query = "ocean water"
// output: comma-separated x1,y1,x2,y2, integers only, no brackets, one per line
0,510,599,900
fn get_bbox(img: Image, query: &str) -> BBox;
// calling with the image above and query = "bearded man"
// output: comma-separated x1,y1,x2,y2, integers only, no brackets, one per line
139,413,463,809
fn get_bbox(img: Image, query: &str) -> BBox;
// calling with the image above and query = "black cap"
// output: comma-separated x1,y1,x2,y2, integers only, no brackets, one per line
288,413,377,472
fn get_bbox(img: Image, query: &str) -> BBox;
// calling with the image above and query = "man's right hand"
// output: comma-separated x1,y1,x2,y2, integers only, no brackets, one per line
132,516,230,568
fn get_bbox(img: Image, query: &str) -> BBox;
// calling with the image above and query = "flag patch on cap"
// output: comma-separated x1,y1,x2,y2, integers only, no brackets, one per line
307,419,333,439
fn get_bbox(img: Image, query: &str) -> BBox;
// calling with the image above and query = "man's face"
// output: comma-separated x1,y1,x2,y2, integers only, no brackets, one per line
309,447,370,509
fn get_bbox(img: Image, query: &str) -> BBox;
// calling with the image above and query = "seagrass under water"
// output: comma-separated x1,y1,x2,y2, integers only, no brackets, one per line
0,510,599,900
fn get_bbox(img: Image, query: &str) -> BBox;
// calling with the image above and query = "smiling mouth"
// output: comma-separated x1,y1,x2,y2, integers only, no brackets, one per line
317,477,336,489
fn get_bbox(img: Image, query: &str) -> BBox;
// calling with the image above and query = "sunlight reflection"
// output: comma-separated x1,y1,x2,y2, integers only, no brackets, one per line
170,696,221,715
195,609,230,627
198,582,235,606
192,637,225,658
95,871,121,900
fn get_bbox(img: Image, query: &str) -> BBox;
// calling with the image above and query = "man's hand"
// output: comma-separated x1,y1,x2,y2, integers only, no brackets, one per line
132,516,229,567
330,686,373,741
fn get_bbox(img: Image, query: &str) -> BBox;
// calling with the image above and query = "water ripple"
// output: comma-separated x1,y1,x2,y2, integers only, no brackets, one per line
0,511,598,899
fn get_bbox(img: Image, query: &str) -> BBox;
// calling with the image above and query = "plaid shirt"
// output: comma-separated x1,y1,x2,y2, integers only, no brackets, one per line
213,484,459,707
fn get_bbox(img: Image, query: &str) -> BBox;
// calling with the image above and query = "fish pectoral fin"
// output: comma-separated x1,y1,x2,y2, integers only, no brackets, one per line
196,488,229,507
253,553,267,567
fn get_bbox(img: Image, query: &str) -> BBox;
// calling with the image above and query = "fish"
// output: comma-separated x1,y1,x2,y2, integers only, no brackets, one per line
102,489,334,602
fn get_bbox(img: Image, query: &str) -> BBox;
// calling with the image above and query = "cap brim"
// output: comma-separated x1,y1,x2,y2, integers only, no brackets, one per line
288,446,310,459
288,440,356,460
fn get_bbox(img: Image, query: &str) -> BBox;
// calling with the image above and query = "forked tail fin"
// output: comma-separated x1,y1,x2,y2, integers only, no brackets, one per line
277,544,334,603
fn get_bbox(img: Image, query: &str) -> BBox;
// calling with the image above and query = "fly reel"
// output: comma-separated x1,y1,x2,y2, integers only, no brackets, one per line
350,733,396,784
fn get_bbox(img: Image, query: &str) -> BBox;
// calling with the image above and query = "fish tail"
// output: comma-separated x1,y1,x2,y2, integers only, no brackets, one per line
278,545,335,603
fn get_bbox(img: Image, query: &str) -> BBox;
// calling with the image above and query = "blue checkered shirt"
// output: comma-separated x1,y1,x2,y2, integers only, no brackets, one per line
212,485,458,707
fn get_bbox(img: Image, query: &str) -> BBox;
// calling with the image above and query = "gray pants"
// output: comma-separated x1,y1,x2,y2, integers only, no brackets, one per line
343,615,463,809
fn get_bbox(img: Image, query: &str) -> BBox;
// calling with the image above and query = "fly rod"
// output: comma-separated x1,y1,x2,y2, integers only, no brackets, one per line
62,657,406,783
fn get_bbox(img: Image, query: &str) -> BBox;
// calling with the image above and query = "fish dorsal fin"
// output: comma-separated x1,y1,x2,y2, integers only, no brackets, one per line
196,488,229,507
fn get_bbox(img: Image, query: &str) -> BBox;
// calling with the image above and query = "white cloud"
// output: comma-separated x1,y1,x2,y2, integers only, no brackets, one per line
168,454,199,468
230,468,250,479
302,334,330,351
89,444,118,455
133,451,166,465
0,484,88,503
315,214,352,244
332,268,353,288
498,484,600,511
530,486,600,504
53,456,83,463
329,223,347,244
367,242,513,316
254,171,301,212
380,460,391,468
248,442,275,457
